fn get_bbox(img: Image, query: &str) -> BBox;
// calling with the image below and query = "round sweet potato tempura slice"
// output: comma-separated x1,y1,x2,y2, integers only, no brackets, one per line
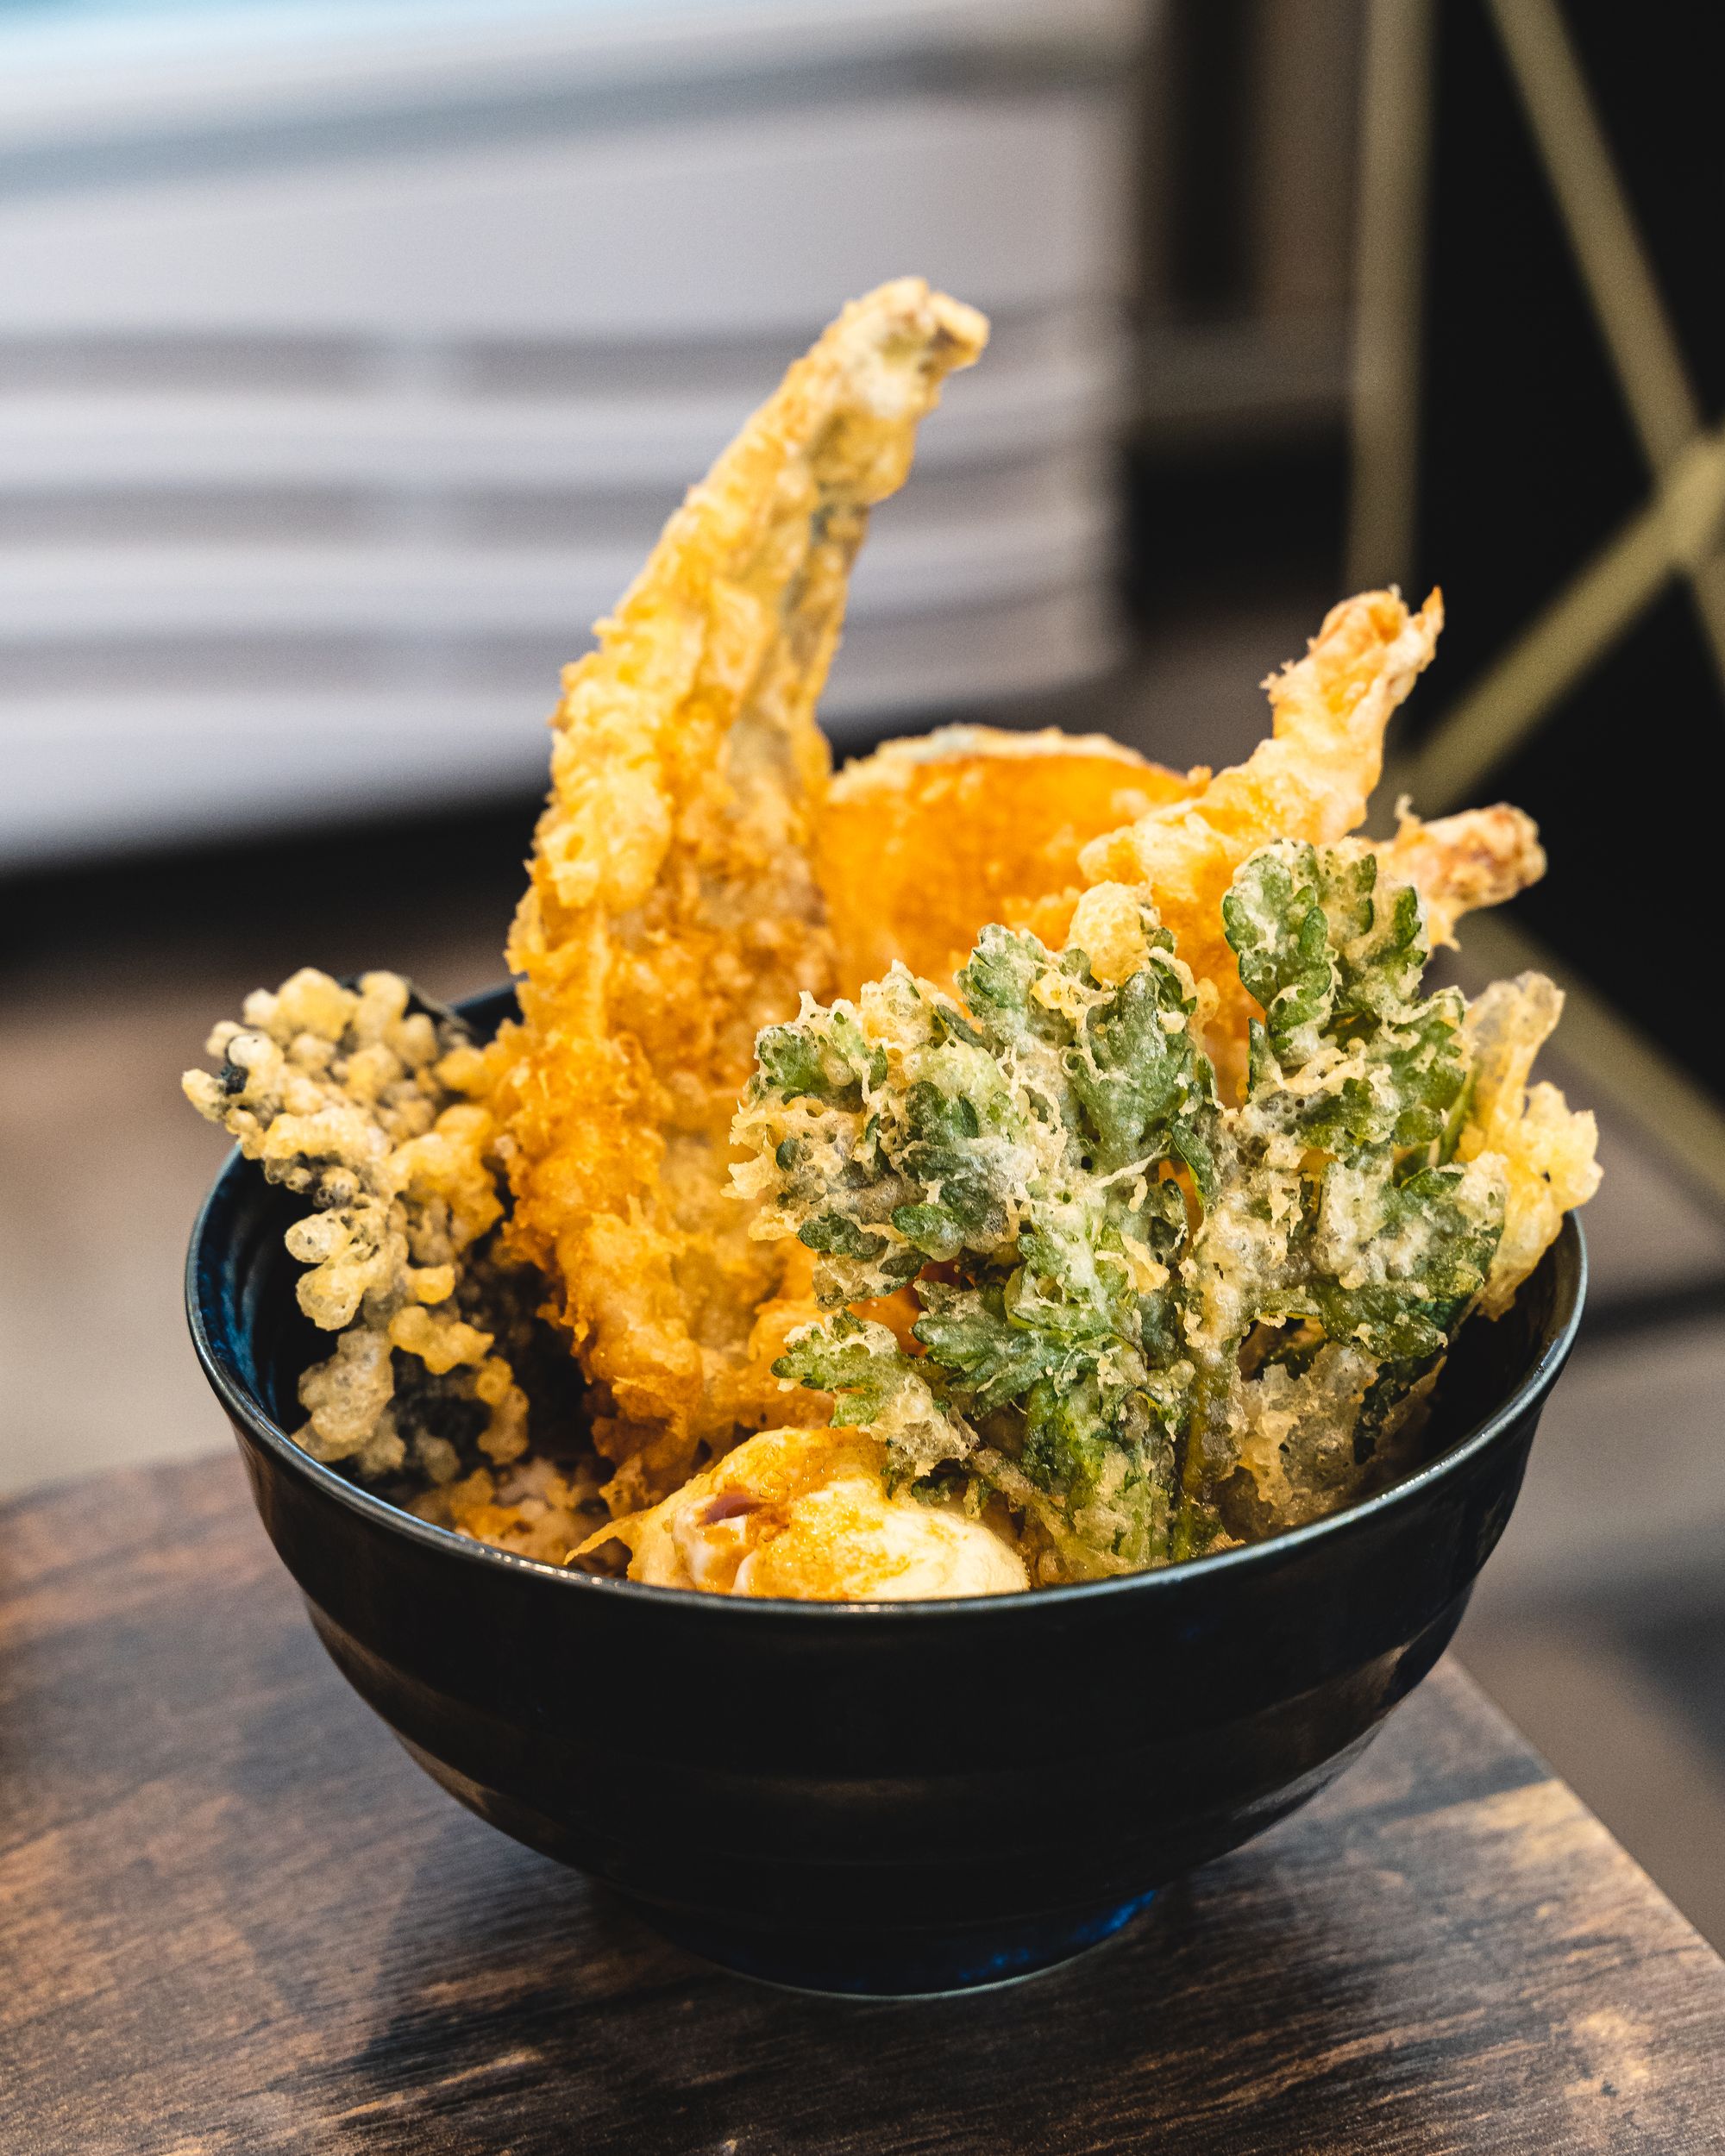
820,724,1203,995
492,280,988,1512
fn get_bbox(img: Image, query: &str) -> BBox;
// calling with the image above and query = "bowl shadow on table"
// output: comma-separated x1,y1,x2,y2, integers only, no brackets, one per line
326,1825,1378,2154
304,1685,1560,2156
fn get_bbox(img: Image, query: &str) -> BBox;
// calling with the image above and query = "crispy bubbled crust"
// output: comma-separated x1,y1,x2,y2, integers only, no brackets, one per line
1075,591,1444,1094
183,968,529,1482
490,279,989,1512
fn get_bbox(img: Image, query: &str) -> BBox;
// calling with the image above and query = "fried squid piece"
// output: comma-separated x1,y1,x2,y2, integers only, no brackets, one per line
1367,800,1546,949
1456,972,1602,1315
494,279,988,1510
820,724,1201,995
1076,589,1444,1088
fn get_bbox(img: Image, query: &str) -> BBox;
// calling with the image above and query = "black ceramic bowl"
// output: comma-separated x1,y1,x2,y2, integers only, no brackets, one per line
187,983,1585,1996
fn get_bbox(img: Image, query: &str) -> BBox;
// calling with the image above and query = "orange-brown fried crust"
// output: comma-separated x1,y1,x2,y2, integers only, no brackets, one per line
1074,589,1444,1091
491,280,988,1510
820,724,1203,995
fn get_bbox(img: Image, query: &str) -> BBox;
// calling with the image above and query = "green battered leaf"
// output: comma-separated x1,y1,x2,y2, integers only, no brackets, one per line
753,1004,885,1106
1222,843,1335,1069
912,1281,1077,1415
1067,948,1216,1181
773,1311,919,1426
732,837,1514,1583
798,1213,888,1263
954,925,1064,1050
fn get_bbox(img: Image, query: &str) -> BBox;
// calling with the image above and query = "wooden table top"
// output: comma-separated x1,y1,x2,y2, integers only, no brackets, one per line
4,1456,1724,2156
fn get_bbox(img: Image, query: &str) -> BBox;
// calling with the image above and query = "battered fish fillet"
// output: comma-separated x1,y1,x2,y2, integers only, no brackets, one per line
1076,589,1444,1088
820,724,1203,995
493,279,988,1510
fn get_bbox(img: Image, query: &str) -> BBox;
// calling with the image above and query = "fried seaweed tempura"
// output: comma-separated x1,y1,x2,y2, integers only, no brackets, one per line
491,279,988,1509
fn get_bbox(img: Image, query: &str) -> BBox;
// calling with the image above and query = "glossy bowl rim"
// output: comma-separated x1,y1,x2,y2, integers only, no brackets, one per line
185,1005,1587,1622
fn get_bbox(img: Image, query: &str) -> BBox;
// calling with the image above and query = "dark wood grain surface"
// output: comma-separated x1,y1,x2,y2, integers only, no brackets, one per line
3,1456,1723,2156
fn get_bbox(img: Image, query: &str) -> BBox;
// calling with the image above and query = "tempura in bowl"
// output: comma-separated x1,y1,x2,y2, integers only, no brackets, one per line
184,279,1598,1599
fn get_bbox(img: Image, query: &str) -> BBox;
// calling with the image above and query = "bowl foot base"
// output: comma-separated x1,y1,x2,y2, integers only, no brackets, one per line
626,1889,1158,1997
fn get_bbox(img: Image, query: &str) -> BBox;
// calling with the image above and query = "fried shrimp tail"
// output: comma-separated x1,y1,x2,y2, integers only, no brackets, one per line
1076,588,1444,1085
493,279,988,1509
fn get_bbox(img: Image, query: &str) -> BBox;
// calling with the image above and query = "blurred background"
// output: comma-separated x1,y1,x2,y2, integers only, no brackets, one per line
3,0,1721,1942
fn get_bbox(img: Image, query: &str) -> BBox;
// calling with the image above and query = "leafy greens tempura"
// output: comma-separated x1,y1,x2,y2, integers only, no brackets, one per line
732,848,1518,1583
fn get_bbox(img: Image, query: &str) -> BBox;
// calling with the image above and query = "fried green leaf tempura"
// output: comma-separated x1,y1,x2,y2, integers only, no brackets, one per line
733,844,1522,1583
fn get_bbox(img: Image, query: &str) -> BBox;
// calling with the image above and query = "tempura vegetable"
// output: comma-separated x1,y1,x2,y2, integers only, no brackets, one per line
820,724,1201,995
182,968,528,1482
733,829,1581,1580
1458,973,1602,1314
490,279,988,1510
1077,590,1443,1091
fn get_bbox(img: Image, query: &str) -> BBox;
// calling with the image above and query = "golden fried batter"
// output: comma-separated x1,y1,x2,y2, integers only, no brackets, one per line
492,280,988,1509
820,724,1202,994
1369,799,1546,949
182,968,526,1480
1074,589,1444,1088
586,1425,1028,1599
1458,972,1602,1315
413,1452,609,1566
181,267,1596,1601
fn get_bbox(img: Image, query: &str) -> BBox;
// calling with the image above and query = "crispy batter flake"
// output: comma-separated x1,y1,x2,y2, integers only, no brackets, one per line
1457,973,1602,1316
1369,799,1547,949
